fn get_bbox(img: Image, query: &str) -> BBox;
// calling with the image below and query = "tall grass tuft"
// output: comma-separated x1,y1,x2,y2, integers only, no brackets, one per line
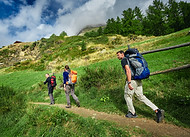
0,85,26,136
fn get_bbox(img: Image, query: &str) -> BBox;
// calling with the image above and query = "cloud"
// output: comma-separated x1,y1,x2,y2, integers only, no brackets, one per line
0,0,186,47
0,0,48,46
54,0,116,35
0,0,117,47
0,20,10,46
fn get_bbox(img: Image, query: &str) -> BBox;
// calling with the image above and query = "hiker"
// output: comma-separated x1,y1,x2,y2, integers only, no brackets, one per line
63,65,80,108
44,73,55,105
116,50,164,123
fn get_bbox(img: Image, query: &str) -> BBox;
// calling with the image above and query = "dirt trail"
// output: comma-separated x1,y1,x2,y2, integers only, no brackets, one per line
31,102,190,137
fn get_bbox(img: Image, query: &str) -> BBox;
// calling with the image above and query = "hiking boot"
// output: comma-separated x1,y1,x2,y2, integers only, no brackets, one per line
126,112,138,118
65,105,71,108
50,103,54,105
76,101,80,107
156,109,164,123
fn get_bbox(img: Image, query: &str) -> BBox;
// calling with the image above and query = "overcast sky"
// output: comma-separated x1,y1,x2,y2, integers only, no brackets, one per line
0,0,188,47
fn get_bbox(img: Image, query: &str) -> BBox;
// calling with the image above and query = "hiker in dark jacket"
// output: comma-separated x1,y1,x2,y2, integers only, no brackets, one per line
63,65,80,108
117,50,164,123
44,73,54,105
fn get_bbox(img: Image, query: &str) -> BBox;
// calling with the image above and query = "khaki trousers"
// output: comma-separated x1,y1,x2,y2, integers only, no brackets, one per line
65,85,79,105
124,80,158,114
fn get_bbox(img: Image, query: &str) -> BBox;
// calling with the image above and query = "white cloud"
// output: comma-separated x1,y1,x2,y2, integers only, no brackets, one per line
0,20,12,46
53,0,116,36
0,0,117,47
0,0,49,46
0,0,188,47
11,0,46,28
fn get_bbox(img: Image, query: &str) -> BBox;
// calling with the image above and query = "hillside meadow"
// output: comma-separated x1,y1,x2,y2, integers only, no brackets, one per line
0,28,190,136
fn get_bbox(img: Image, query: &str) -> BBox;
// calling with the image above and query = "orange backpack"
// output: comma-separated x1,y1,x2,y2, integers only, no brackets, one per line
66,70,77,85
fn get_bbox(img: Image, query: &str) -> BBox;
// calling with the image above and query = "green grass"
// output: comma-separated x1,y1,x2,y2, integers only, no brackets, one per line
0,70,49,90
0,86,149,137
1,44,189,128
118,28,190,52
145,45,190,72
143,69,190,127
0,28,190,136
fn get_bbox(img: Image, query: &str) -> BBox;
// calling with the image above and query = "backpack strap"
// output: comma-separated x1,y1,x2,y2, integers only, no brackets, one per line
125,57,135,78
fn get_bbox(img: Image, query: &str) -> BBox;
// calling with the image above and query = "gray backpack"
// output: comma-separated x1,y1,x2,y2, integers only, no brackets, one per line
125,48,150,80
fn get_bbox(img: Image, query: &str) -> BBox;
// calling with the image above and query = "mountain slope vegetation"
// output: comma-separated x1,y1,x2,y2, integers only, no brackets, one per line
0,0,190,136
1,27,190,72
0,27,190,136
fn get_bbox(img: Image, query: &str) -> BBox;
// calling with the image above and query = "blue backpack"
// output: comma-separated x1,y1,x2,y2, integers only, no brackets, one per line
124,48,150,80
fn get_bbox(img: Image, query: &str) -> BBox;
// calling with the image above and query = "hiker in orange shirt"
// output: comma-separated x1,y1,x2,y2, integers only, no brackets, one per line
63,65,80,108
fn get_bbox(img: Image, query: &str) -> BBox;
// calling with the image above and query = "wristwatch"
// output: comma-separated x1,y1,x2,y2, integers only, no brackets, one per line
127,81,131,84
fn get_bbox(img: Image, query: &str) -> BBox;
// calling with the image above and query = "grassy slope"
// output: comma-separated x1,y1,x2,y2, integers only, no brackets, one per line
1,86,147,137
0,28,190,136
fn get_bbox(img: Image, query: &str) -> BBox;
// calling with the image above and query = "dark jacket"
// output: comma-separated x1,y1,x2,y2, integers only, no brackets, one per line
44,77,51,88
63,71,69,84
44,77,54,94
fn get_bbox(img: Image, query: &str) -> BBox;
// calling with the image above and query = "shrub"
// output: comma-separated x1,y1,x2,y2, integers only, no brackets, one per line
22,45,29,51
79,66,122,90
28,62,46,71
30,42,37,50
13,62,21,66
21,60,31,65
0,49,9,57
84,30,99,37
128,34,138,40
80,41,87,51
41,38,47,42
97,27,103,35
93,35,109,44
59,31,67,37
111,36,123,45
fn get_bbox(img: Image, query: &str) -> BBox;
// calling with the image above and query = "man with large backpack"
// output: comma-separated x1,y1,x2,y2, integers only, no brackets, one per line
116,49,164,123
44,73,56,105
63,65,80,108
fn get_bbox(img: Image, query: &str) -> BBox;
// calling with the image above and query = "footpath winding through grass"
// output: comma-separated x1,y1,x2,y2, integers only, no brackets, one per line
31,102,190,137
1,86,149,137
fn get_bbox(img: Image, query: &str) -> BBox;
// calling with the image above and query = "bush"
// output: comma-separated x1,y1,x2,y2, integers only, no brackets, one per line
93,35,109,44
59,31,67,37
21,60,31,65
22,45,29,51
111,36,123,45
79,66,122,90
28,62,46,71
30,42,38,50
128,34,138,40
0,49,9,57
80,41,87,51
84,30,99,37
